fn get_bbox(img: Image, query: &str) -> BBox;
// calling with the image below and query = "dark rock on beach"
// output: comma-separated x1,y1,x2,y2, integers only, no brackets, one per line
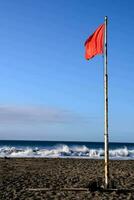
0,158,134,199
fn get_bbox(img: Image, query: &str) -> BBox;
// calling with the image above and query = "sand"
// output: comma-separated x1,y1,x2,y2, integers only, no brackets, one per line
0,158,134,199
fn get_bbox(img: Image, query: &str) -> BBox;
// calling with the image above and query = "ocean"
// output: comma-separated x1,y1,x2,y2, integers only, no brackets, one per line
0,140,134,159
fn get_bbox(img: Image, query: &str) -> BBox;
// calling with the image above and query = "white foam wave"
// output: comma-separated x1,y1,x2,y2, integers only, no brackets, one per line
0,145,134,159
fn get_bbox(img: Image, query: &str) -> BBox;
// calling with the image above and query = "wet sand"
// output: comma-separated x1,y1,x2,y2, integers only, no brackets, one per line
0,158,134,199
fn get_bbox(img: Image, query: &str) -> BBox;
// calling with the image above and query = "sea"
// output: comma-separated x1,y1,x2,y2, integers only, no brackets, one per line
0,140,134,160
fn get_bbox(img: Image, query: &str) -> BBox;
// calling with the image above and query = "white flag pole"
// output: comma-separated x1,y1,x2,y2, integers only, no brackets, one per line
104,16,109,189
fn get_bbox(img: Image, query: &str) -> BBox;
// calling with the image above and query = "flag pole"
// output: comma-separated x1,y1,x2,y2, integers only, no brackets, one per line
104,16,109,189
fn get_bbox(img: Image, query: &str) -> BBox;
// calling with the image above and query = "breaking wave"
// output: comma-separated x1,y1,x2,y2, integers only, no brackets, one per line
0,145,134,159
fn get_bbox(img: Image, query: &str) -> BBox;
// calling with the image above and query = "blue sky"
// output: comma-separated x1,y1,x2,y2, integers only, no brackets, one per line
0,0,134,142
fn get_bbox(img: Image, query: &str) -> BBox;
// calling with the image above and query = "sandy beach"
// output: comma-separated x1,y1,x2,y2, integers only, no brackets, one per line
0,158,134,199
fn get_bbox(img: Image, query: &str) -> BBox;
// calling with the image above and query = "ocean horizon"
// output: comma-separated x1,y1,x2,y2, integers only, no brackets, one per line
0,140,134,160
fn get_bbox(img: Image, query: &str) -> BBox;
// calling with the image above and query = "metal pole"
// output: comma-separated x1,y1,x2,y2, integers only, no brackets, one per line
104,16,109,189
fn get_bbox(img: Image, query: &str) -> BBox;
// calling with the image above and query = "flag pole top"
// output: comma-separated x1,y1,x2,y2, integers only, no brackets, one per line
105,16,108,20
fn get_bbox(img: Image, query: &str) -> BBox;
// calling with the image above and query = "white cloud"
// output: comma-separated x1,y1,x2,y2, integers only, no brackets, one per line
0,105,81,124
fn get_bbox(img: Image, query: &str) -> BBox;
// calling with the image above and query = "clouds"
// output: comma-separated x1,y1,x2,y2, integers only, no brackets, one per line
0,105,104,141
0,105,82,125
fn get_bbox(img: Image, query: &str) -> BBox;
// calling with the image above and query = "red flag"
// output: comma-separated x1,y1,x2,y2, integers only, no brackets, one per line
84,24,104,60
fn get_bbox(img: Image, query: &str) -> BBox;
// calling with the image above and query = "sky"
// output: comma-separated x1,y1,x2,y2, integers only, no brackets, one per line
0,0,134,142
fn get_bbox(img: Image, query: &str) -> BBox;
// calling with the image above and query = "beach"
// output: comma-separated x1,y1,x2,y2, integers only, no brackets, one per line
0,158,134,199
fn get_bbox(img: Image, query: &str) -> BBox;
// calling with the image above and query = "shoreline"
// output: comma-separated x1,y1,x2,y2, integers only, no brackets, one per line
1,156,134,160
